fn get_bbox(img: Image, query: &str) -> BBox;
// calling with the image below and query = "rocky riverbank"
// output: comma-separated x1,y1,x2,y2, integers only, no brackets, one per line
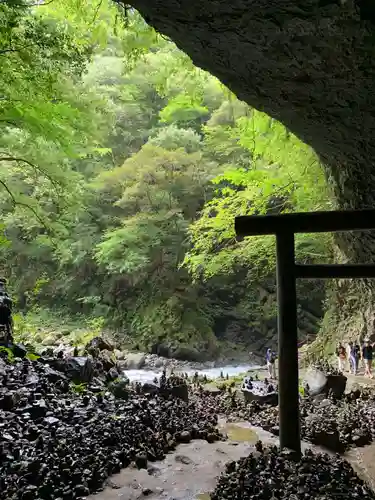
42,335,258,376
0,353,222,500
3,343,375,500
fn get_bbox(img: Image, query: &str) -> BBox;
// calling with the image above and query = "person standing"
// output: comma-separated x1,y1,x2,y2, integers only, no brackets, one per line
347,341,359,375
362,339,373,378
266,348,276,379
336,342,346,372
354,342,361,375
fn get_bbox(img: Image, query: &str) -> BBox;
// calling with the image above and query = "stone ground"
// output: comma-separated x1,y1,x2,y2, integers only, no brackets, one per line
90,367,375,500
87,421,279,500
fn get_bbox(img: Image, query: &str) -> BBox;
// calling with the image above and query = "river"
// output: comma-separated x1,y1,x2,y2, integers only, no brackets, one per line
124,364,263,383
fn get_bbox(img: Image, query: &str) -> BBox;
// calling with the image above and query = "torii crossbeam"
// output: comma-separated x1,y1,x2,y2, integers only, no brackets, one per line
235,209,375,455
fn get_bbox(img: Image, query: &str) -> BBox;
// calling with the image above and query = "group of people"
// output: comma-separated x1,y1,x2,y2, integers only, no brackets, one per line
336,339,373,378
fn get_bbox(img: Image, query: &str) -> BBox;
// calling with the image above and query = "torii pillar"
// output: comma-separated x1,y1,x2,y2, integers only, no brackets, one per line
235,209,375,455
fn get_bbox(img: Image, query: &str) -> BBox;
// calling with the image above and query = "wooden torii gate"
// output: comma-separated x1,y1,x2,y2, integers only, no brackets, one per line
235,209,375,455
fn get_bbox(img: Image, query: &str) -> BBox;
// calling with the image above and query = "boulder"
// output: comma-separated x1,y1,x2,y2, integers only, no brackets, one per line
303,369,347,399
116,360,127,372
53,344,75,358
203,384,222,397
41,335,56,346
65,356,94,383
106,367,119,381
114,349,124,360
326,374,347,399
88,377,106,393
141,383,159,396
176,430,191,443
241,379,278,406
242,388,278,406
98,349,116,371
123,352,146,369
303,369,328,397
40,348,54,357
85,336,114,353
160,384,189,403
151,343,171,358
44,365,66,383
170,346,202,362
39,356,66,373
108,377,129,399
153,357,165,368
312,429,344,453
11,343,27,359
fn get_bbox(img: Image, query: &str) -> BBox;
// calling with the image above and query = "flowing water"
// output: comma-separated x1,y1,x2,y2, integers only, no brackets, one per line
123,364,262,383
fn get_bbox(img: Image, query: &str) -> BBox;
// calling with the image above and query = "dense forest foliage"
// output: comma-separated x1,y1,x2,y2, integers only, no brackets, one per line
0,1,334,360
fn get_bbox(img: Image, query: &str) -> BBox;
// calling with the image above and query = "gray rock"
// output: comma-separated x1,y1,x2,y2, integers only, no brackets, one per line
160,384,189,403
107,367,119,381
142,383,159,395
114,349,124,360
124,352,146,369
44,416,60,425
175,455,193,465
65,356,94,383
85,336,114,352
203,384,222,397
98,349,115,371
303,368,327,396
303,369,347,399
53,344,75,357
153,357,164,368
177,430,191,443
171,346,203,362
151,343,171,358
108,377,129,399
41,335,56,346
116,360,127,372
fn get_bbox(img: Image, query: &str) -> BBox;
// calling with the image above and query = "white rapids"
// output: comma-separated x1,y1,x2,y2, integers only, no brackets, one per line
123,364,263,383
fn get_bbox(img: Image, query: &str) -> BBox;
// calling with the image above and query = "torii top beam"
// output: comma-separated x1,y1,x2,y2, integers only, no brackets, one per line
235,209,375,237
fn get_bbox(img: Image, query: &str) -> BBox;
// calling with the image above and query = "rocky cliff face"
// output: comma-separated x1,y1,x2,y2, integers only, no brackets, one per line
213,278,324,354
124,0,375,347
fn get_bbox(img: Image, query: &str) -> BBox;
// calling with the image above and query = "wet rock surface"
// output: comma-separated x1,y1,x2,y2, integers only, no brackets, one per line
89,434,257,500
210,446,375,500
191,378,375,453
0,356,221,500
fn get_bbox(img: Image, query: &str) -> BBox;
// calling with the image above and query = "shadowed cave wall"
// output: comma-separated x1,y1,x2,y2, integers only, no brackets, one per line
123,0,375,347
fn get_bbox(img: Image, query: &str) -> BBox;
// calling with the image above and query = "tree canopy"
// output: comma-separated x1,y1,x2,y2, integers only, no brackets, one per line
0,0,334,359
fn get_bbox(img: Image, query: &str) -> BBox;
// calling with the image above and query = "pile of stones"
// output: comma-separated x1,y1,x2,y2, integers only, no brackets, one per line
211,444,375,500
192,383,375,452
0,355,221,499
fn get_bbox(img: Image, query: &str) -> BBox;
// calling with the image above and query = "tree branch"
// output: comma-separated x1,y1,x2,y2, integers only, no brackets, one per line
91,0,104,24
0,156,64,198
0,179,46,229
0,178,60,250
